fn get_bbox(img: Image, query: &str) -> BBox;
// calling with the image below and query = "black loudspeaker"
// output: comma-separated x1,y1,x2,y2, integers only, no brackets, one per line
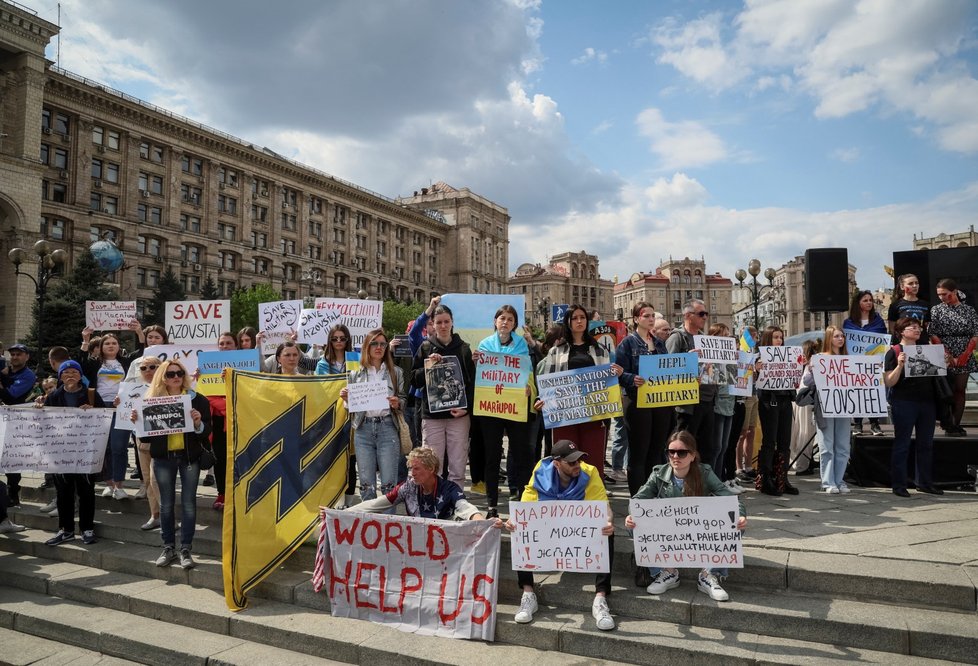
805,248,849,311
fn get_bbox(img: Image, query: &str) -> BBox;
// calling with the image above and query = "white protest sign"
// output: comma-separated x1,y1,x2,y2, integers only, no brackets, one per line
844,330,890,356
755,345,804,390
114,381,148,431
134,394,193,437
811,354,887,417
259,300,303,354
320,509,500,641
729,352,756,398
904,344,947,377
693,335,738,364
165,300,230,343
0,406,113,473
314,298,383,350
85,300,136,330
347,378,390,413
509,501,610,573
297,308,343,346
142,344,218,384
631,495,743,569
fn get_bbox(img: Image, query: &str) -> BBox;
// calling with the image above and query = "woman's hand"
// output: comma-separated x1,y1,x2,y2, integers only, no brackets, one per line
533,399,544,411
601,520,614,536
130,409,138,423
339,387,349,400
82,326,93,342
113,396,121,407
190,408,202,428
504,519,516,532
388,396,400,410
429,352,443,364
737,516,747,530
33,396,44,408
897,352,906,366
610,363,623,377
624,515,636,529
450,408,467,418
633,375,645,387
79,403,92,410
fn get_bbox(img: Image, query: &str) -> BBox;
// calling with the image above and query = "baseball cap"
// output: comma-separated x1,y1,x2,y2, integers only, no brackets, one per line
8,343,29,353
551,439,587,462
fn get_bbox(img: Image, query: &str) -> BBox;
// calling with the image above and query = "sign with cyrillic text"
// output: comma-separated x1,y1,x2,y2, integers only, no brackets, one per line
537,364,623,429
637,353,699,407
509,501,609,573
630,495,743,569
811,354,887,417
0,406,113,473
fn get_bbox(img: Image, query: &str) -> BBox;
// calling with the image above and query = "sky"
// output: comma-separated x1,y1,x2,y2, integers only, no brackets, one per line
29,0,978,293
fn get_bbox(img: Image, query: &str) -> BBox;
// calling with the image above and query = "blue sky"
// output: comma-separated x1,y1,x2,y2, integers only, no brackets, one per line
31,0,978,293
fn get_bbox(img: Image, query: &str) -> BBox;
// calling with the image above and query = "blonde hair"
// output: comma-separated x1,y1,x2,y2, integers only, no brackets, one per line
360,328,396,379
407,447,440,475
820,326,848,355
145,359,191,397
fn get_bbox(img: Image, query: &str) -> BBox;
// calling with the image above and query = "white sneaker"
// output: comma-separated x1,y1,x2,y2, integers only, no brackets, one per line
140,517,160,531
824,486,840,494
838,484,851,494
48,508,58,518
0,518,26,534
40,499,58,513
113,488,130,500
697,572,729,601
134,486,148,499
612,469,628,482
514,591,538,624
646,569,681,595
724,480,744,495
591,596,615,631
101,486,114,498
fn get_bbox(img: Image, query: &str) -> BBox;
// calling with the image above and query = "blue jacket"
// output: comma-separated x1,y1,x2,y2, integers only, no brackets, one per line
843,313,886,333
616,332,666,401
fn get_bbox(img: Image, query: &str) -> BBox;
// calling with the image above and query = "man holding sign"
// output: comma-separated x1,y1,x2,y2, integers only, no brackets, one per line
505,439,616,632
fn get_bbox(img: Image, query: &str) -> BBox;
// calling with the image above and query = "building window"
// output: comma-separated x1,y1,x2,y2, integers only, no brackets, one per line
182,274,200,294
283,263,298,281
334,273,348,290
137,268,161,288
281,212,296,231
218,223,236,241
252,205,268,223
252,179,269,197
280,238,296,255
137,236,162,257
181,184,203,204
43,180,67,203
217,167,238,187
104,163,119,184
219,280,236,297
377,240,387,256
251,231,268,248
308,220,322,239
219,251,237,270
138,142,162,162
356,235,367,250
138,204,163,225
180,213,202,233
181,155,204,176
309,244,322,260
218,195,237,215
90,225,119,243
42,109,70,135
334,206,348,225
333,228,346,243
181,244,202,263
356,278,369,293
282,188,298,208
41,216,67,240
310,197,323,214
253,257,270,275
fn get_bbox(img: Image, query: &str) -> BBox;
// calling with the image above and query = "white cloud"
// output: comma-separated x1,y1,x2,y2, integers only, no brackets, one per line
571,47,608,65
636,108,728,170
645,173,708,209
830,147,860,162
651,13,748,90
591,120,613,134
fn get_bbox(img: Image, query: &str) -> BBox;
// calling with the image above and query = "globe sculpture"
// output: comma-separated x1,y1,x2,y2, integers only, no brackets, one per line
90,238,124,273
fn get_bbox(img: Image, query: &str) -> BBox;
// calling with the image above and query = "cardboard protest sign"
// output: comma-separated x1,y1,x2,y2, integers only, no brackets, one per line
903,344,947,377
509,501,610,573
729,351,757,398
755,345,804,390
425,356,468,413
346,378,390,412
196,350,262,397
537,364,623,429
313,297,383,350
142,344,218,386
134,394,194,437
637,353,699,407
165,300,230,343
630,496,743,569
258,300,303,354
844,330,889,356
811,354,887,417
693,335,738,364
0,406,113,473
297,308,343,346
114,381,147,431
473,351,530,422
318,509,500,641
589,321,626,363
439,294,526,348
85,300,136,330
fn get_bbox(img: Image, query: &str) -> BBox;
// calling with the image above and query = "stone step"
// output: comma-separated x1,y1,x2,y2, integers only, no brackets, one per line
0,555,966,666
0,625,133,666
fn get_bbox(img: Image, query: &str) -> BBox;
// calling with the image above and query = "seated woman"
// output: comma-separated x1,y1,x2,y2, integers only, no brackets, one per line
625,430,746,602
351,447,493,522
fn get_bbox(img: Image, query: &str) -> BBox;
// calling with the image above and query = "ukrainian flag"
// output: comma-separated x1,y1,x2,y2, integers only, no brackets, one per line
223,370,349,611
739,328,756,352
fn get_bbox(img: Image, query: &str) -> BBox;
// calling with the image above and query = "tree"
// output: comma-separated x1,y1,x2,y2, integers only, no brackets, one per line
230,283,282,333
145,266,186,328
200,273,219,300
382,299,425,336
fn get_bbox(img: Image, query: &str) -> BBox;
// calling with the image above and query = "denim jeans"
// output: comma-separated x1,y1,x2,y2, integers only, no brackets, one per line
153,457,200,549
890,398,936,491
610,415,628,471
354,415,399,501
108,414,132,483
712,413,734,478
818,417,852,489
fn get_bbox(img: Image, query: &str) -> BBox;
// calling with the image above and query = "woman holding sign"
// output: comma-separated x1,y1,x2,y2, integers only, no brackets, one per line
930,278,978,435
754,326,798,496
802,327,853,494
315,324,352,375
843,291,887,436
885,318,943,497
340,329,406,502
625,431,746,602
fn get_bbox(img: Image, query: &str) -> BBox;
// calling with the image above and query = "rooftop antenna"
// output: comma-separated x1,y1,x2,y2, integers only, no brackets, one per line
57,3,61,65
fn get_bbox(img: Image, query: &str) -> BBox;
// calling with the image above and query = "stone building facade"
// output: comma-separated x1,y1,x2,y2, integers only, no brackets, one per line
507,251,613,329
614,258,733,330
913,226,978,250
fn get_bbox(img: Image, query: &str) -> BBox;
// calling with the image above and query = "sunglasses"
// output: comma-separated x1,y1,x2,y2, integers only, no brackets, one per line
666,448,691,459
164,370,186,379
139,364,159,372
693,311,709,318
330,336,347,342
368,341,388,348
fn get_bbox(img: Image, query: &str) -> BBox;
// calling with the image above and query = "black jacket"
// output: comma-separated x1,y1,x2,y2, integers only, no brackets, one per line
412,333,476,420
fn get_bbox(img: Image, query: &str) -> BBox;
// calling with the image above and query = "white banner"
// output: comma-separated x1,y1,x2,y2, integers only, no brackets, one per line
755,345,804,391
114,381,148,431
297,308,343,346
0,406,113,473
811,354,887,417
258,300,303,354
320,509,500,641
165,300,231,343
630,496,743,569
134,394,193,437
904,344,947,377
313,298,383,350
693,335,738,364
347,378,390,413
85,300,136,331
509,501,610,573
844,330,890,356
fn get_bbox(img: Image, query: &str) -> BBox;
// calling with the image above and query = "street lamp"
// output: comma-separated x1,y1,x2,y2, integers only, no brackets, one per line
8,239,67,368
301,268,323,306
536,297,550,330
734,259,777,331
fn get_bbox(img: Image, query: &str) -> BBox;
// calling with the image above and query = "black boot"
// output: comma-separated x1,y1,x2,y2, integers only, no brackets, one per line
778,453,799,495
758,466,782,496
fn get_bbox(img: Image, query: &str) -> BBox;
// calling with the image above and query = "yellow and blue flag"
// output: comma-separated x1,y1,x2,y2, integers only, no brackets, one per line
739,328,756,353
223,370,349,611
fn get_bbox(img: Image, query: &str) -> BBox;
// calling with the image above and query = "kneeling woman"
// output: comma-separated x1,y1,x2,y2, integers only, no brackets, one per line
625,431,746,602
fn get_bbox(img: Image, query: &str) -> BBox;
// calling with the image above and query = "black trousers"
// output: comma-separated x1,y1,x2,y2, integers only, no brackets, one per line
54,473,96,533
0,480,9,522
677,399,716,465
212,415,228,496
626,402,675,496
758,396,793,471
518,534,615,596
480,416,532,507
5,474,20,505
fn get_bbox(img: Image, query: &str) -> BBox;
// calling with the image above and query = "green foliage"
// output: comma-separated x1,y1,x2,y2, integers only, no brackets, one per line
381,299,425,336
145,266,186,327
200,273,219,300
230,283,282,333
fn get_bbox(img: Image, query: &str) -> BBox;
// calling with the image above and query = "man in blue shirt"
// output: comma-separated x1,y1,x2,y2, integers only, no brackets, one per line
1,343,37,507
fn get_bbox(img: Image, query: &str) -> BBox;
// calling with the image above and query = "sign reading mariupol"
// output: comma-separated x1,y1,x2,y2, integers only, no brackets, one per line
637,353,699,407
630,496,743,569
755,345,804,390
474,351,530,422
811,354,887,417
537,364,623,429
509,501,609,573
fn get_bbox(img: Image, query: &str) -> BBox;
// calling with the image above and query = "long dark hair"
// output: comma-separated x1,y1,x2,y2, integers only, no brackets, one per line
560,304,597,347
237,326,258,350
493,304,520,330
759,326,784,347
667,430,704,497
847,290,877,324
326,324,352,365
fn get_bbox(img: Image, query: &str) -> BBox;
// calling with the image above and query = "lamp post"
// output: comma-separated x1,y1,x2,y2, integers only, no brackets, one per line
536,297,550,330
300,268,323,307
734,259,777,331
8,239,67,368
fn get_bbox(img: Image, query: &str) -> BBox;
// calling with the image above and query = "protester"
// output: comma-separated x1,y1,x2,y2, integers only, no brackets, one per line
272,341,309,376
707,323,741,492
1,342,36,507
203,333,237,508
477,305,534,518
754,326,798,496
789,339,820,476
626,430,747,602
315,324,357,505
340,329,405,502
885,318,943,497
930,278,978,435
735,326,760,485
666,300,717,464
237,327,258,351
0,481,25,534
38,360,105,546
507,439,616,631
617,302,673,496
412,305,475,493
536,304,623,480
801,327,853,494
135,359,211,569
887,273,930,338
131,356,162,529
843,290,886,436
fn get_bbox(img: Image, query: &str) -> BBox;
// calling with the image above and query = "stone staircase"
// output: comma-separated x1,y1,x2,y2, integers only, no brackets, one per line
1,478,976,665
